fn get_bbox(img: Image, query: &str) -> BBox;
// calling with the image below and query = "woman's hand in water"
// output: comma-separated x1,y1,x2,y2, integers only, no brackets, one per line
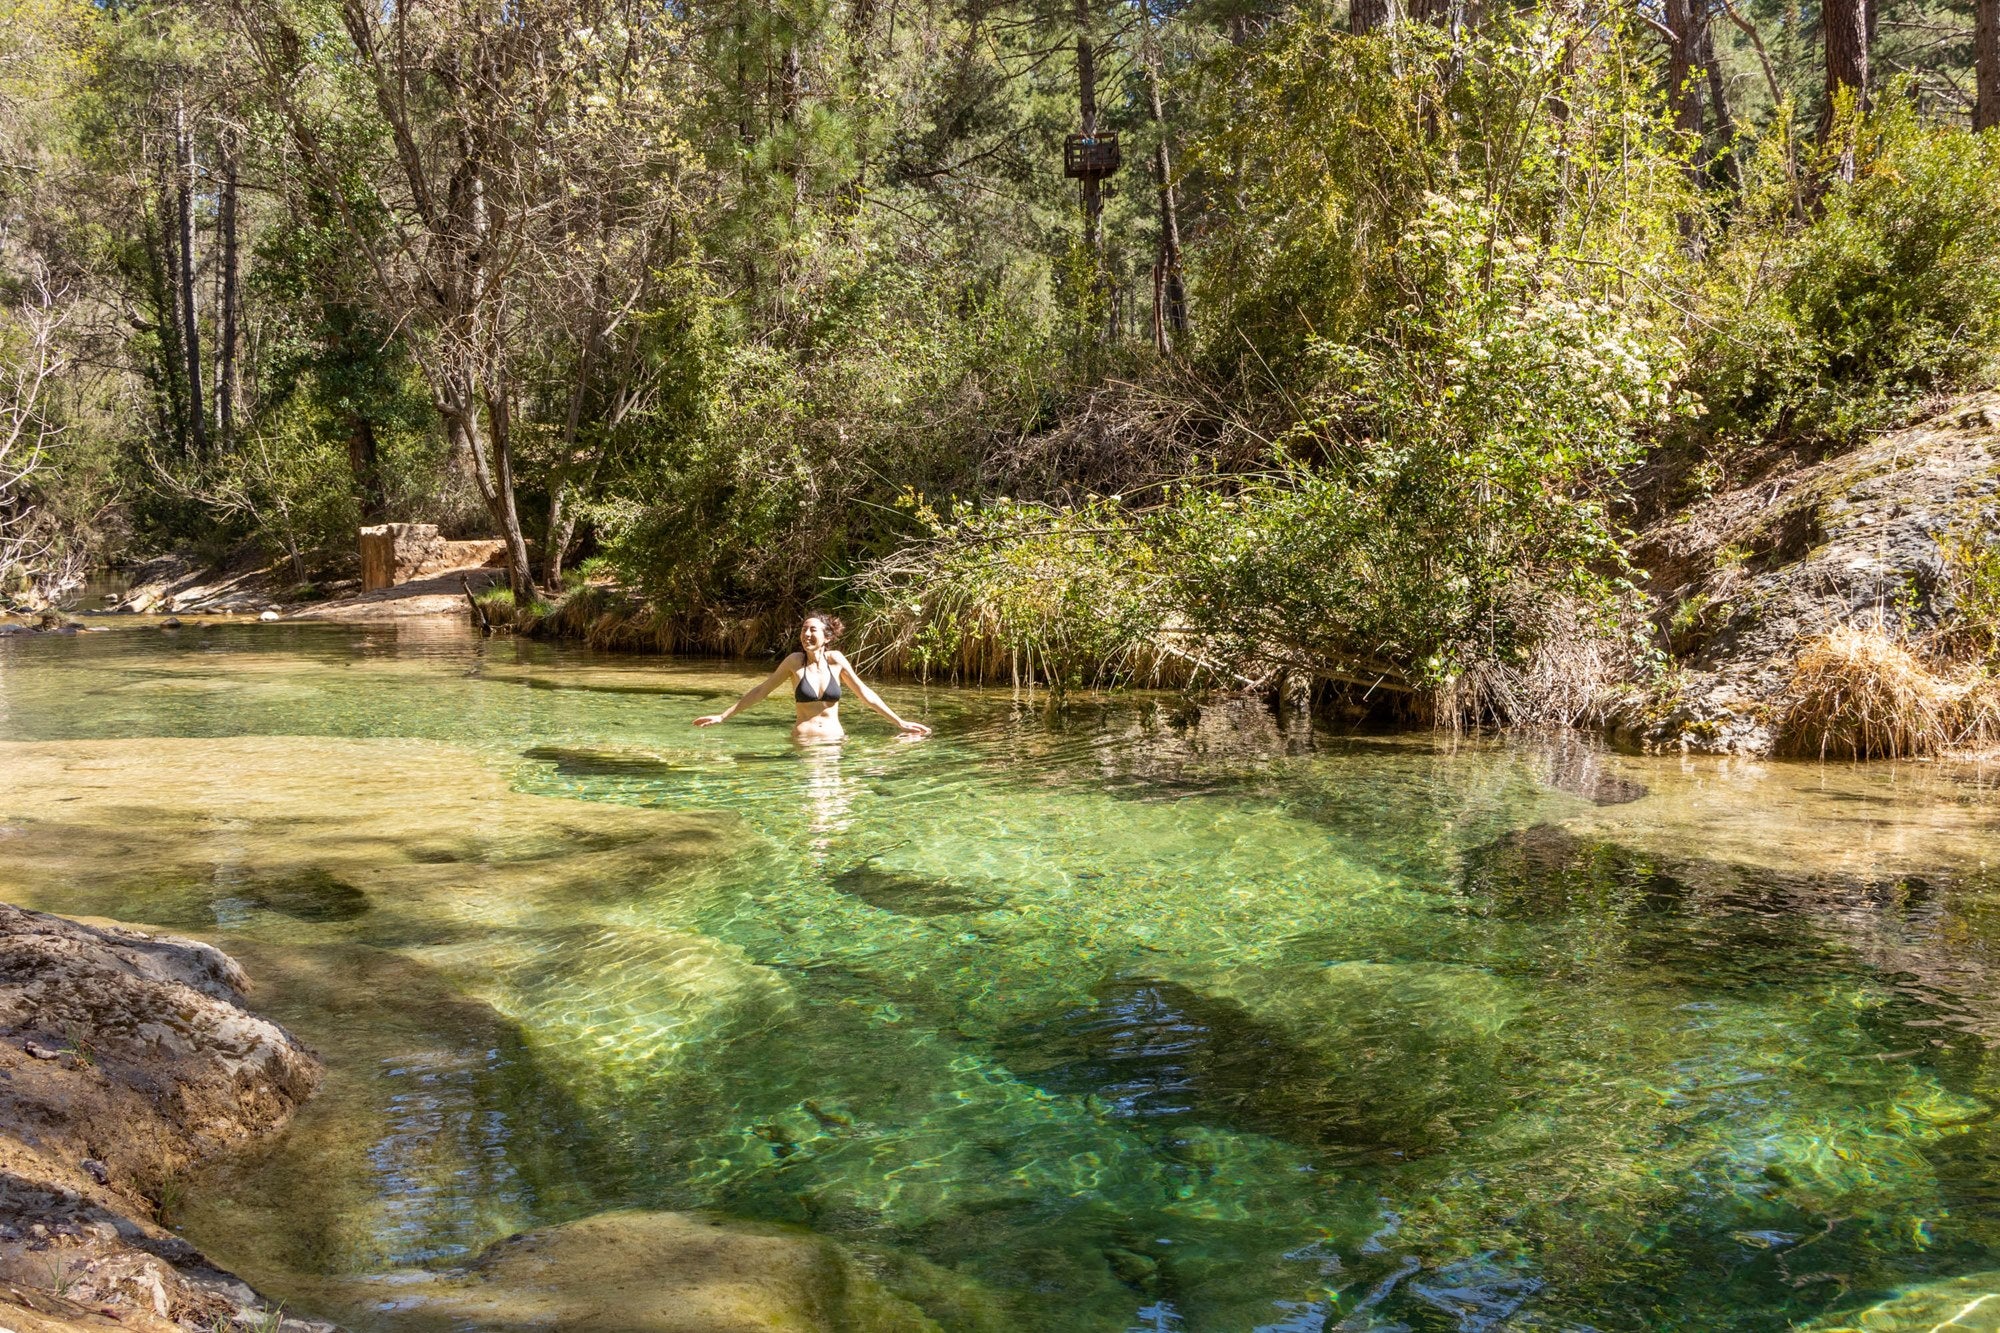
693,714,727,728
897,719,933,737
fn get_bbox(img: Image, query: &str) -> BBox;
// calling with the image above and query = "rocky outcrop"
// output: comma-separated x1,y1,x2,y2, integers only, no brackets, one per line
0,903,327,1331
358,523,446,591
1612,392,2000,753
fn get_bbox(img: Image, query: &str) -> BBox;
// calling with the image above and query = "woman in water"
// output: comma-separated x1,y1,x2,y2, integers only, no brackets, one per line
693,613,931,741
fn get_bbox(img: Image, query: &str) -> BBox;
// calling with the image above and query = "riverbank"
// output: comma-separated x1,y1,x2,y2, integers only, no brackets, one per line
21,392,1998,762
466,393,2000,761
1610,390,2000,758
0,903,324,1331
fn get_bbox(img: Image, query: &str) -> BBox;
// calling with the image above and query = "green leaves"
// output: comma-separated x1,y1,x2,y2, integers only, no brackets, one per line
1698,92,2000,447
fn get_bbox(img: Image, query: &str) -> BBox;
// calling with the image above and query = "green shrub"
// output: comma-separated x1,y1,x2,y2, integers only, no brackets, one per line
854,495,1165,690
1699,96,2000,447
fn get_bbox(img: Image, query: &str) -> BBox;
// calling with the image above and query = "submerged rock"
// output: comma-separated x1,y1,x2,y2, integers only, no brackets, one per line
393,1209,939,1332
831,861,1000,916
1800,1271,2000,1331
0,902,325,1330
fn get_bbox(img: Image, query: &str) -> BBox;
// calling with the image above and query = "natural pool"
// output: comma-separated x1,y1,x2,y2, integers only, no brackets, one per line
3,622,2000,1331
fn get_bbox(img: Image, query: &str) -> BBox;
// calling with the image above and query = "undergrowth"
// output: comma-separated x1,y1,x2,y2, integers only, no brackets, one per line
1779,624,2000,759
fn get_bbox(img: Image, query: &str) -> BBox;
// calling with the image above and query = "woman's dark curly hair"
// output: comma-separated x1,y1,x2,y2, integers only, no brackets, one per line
801,611,845,644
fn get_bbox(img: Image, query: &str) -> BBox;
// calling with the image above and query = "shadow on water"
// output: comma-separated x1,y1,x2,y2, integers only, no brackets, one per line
484,673,735,700
829,860,1002,917
991,977,1504,1165
178,937,643,1311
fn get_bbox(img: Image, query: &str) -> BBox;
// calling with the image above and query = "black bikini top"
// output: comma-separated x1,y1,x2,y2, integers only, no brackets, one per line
795,659,842,703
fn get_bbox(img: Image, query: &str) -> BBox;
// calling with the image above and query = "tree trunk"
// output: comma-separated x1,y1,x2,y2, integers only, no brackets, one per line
152,163,191,456
1664,0,1706,143
736,0,757,304
1821,0,1868,170
781,37,803,213
545,486,579,587
1977,0,2000,130
1351,0,1388,34
216,124,241,448
173,99,208,456
346,413,386,521
1702,23,1745,189
480,379,536,607
1140,8,1186,348
1227,15,1249,216
1075,0,1101,261
445,385,534,607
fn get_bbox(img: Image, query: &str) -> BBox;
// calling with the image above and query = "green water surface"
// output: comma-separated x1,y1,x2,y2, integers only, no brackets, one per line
4,622,2000,1331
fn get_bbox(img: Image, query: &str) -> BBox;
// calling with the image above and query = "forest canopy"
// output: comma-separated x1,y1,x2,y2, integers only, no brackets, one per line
4,0,1999,715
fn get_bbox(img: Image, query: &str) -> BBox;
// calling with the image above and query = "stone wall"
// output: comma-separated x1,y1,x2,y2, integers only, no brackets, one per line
359,525,507,592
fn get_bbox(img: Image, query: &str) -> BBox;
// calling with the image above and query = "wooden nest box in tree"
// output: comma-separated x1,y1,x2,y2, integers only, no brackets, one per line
1064,132,1121,180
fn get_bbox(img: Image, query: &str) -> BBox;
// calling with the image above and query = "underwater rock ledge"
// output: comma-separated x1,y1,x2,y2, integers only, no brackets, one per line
0,901,327,1332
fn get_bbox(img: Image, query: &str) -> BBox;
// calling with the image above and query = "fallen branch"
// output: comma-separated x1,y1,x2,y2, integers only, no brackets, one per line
461,575,492,634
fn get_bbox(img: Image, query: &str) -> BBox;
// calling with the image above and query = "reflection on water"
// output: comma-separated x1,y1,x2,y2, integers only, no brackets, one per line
2,624,2000,1331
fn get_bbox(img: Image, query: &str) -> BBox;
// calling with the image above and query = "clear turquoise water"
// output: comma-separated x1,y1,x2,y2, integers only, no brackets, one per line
4,622,2000,1331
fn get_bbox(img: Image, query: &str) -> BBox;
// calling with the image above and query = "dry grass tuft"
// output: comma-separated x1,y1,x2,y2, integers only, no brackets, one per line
1779,624,2000,759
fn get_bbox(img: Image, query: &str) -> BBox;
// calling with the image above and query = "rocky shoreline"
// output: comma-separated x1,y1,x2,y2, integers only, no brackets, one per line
0,897,955,1333
1611,392,2000,755
0,903,326,1332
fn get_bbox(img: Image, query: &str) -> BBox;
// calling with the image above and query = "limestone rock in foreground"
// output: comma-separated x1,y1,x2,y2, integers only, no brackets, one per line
0,902,327,1331
1616,392,2000,754
381,1210,941,1332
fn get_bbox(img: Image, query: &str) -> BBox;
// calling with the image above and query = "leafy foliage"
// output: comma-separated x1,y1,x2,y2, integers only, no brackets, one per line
5,0,2000,711
1698,96,2000,446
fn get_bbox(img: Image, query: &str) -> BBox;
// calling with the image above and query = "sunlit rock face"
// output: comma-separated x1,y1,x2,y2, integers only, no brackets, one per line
1620,391,2000,755
0,901,321,1330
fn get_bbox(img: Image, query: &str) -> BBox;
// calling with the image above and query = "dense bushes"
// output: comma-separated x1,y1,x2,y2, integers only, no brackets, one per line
854,22,2000,720
858,9,1694,716
1696,99,2000,449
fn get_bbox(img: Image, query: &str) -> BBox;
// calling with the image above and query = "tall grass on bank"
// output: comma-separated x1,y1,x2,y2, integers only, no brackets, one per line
1779,625,2000,760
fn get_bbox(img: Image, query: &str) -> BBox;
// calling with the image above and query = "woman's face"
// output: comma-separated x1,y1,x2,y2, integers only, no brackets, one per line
800,618,828,652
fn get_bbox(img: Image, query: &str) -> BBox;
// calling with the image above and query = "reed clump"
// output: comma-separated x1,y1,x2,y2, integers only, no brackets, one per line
1778,624,2000,759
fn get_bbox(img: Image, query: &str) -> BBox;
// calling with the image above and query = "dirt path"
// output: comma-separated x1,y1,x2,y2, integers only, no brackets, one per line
290,566,504,622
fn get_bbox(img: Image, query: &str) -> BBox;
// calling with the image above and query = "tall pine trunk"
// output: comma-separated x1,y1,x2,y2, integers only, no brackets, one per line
1821,0,1868,178
151,162,191,456
1977,0,1999,130
1664,0,1705,143
215,123,241,448
1140,7,1186,349
173,98,208,455
1075,0,1101,261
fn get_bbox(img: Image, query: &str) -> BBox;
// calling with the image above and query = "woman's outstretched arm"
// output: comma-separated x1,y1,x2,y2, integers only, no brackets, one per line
693,653,804,727
833,653,931,736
